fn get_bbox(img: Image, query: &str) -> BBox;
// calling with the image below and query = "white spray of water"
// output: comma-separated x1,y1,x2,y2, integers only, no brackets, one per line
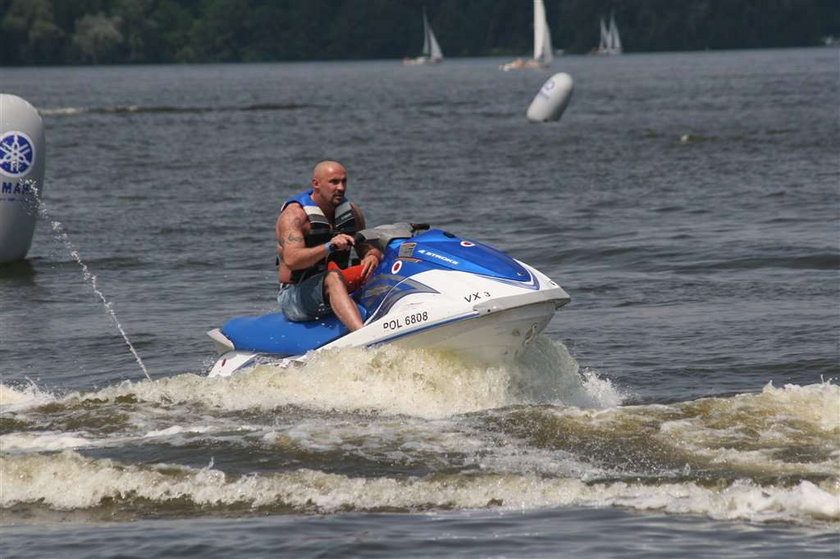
77,338,620,419
30,183,150,381
49,220,150,381
0,380,54,408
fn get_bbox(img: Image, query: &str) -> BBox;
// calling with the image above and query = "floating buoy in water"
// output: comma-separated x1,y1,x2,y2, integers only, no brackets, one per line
526,72,574,123
0,94,45,264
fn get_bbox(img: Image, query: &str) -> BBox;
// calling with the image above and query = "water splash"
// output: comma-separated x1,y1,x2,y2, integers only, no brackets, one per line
2,450,837,524
30,183,151,381
74,339,616,418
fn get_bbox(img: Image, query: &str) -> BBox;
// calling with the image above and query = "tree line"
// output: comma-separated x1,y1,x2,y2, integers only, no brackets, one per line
2,0,837,66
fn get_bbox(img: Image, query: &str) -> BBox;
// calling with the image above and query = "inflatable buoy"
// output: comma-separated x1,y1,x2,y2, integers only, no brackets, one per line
526,72,574,123
0,94,45,263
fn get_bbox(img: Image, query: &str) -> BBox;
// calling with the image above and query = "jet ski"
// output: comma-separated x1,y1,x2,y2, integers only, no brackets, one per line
207,223,570,377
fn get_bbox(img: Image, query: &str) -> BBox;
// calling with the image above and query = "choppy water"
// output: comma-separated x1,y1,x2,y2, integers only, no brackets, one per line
1,48,838,557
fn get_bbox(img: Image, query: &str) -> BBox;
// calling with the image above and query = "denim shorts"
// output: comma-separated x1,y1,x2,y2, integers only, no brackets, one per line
277,272,331,322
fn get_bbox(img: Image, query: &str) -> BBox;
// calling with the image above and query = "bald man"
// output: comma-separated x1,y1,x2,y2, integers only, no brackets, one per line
275,161,382,331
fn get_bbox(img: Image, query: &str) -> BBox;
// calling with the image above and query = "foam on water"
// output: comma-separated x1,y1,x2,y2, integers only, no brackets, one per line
143,425,217,438
0,382,55,409
2,450,836,525
658,381,840,471
3,349,834,527
75,339,619,419
0,431,93,452
498,380,840,480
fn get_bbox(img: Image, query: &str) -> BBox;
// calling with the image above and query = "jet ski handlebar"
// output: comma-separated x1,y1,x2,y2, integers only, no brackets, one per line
353,222,430,252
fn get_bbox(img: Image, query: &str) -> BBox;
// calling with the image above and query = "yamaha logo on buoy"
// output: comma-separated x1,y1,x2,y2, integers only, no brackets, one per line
0,131,35,177
0,94,46,263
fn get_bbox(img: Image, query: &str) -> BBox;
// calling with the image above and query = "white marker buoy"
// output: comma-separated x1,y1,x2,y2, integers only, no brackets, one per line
0,94,45,264
526,72,574,123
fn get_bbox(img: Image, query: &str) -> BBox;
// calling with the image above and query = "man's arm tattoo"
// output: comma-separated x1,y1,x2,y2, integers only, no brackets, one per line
281,213,305,245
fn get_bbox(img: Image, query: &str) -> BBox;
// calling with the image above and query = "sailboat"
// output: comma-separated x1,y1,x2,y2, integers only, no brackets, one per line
593,13,622,55
500,0,554,71
403,7,443,66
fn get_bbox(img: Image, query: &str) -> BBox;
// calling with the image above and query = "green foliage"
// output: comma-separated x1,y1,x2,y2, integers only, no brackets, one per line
73,12,122,63
2,0,65,64
0,0,838,65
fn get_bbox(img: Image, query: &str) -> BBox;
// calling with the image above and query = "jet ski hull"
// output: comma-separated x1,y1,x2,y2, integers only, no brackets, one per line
207,226,569,377
388,300,557,361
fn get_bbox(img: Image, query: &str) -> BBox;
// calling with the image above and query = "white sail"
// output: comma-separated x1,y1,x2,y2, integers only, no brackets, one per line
608,14,622,54
599,17,609,52
421,9,430,56
425,11,443,60
595,13,622,55
405,7,442,65
533,0,553,66
499,0,554,70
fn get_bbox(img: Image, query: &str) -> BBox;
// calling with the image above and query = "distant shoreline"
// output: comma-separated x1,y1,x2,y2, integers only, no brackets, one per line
1,45,837,70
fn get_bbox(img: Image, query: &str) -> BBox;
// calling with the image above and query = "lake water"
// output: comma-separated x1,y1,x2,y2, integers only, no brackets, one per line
1,48,838,557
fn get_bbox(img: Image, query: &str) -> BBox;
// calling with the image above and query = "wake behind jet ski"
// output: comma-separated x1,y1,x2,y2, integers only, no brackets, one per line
207,223,570,377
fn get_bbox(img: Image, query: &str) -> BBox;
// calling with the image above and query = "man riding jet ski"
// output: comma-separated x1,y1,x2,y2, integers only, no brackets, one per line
207,160,569,377
274,160,382,334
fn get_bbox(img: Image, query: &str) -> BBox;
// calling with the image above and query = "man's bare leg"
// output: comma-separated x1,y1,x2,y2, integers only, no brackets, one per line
324,271,364,331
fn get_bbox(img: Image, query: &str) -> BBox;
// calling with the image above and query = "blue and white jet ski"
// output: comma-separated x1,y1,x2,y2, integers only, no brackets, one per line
207,223,570,377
